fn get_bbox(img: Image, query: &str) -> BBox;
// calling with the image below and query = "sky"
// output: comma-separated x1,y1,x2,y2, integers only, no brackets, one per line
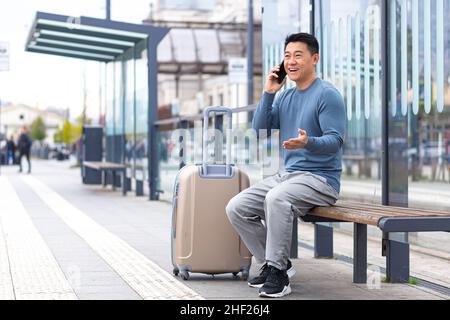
0,0,153,120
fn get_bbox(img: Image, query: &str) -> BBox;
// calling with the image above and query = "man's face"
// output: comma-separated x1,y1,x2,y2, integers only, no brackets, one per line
284,41,319,83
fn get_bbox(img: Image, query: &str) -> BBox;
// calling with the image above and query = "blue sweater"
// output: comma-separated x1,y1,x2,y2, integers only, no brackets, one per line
252,78,346,193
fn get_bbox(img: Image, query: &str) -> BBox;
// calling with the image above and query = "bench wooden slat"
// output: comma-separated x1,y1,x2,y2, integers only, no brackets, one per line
337,203,444,217
83,161,126,170
311,204,443,225
310,206,381,226
309,200,450,228
338,201,450,217
335,206,428,219
314,205,419,219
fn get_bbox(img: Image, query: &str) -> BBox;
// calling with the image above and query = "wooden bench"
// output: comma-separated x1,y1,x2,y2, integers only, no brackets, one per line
83,161,128,196
301,201,450,283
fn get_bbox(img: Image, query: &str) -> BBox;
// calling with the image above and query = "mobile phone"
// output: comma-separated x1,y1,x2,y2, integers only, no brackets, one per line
275,61,287,84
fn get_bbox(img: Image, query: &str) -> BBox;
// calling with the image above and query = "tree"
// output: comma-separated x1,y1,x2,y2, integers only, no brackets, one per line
53,127,62,143
61,120,74,144
53,114,92,145
30,116,47,142
70,114,92,144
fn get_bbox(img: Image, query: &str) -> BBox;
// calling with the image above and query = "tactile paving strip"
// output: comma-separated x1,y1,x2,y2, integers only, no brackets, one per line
0,177,77,300
23,175,203,300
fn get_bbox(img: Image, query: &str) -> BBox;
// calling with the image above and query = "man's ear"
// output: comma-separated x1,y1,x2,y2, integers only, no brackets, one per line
313,54,320,66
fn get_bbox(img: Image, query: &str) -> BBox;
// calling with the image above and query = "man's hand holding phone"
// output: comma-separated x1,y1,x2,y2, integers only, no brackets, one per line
265,62,287,94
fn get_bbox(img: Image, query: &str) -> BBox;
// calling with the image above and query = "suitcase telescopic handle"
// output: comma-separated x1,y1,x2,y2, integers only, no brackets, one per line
202,106,233,176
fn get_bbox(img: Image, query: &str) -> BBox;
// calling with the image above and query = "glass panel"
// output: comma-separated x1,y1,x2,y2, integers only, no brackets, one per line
231,116,266,185
124,47,135,178
135,40,148,182
317,0,383,205
262,0,310,91
259,0,311,185
388,0,450,252
105,61,115,162
114,59,124,164
157,111,271,201
157,121,202,201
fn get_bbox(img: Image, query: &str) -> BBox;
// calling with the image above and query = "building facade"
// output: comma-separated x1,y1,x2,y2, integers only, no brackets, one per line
0,104,66,145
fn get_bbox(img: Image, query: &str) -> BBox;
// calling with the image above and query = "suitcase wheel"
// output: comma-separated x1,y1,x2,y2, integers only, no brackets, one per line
180,271,190,281
173,267,179,276
232,272,239,277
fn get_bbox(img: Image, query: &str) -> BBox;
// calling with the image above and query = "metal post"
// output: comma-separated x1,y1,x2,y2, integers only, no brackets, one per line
314,223,333,258
383,232,410,283
381,0,389,206
121,56,126,189
247,0,254,122
148,40,159,200
353,223,367,283
122,168,127,196
106,0,111,20
381,0,410,282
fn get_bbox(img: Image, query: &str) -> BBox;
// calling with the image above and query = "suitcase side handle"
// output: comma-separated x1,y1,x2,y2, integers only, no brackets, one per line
202,106,233,177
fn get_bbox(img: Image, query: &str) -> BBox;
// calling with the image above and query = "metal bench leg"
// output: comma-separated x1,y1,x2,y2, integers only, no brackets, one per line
126,177,132,192
353,223,367,283
383,232,410,283
105,170,112,186
135,180,144,196
122,170,127,196
112,170,116,191
102,171,107,188
314,223,333,258
290,217,298,259
115,171,122,188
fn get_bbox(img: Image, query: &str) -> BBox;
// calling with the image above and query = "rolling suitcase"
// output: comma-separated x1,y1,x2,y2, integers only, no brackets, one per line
171,106,252,281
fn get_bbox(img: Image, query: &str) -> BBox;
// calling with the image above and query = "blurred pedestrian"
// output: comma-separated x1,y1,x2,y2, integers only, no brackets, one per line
18,126,32,173
6,136,16,165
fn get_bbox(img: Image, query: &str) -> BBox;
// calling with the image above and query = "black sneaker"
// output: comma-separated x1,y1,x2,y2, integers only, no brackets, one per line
258,266,291,298
248,260,296,288
248,263,271,288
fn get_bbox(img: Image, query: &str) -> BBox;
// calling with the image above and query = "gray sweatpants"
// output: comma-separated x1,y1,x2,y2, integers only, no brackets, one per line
226,171,339,270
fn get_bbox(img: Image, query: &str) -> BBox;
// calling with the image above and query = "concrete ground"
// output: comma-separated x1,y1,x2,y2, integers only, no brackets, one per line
0,159,448,300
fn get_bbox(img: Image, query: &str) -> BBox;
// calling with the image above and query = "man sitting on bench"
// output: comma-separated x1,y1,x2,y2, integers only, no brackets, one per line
226,33,346,298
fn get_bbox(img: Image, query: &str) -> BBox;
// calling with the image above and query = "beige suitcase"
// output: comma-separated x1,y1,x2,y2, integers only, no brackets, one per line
171,107,252,280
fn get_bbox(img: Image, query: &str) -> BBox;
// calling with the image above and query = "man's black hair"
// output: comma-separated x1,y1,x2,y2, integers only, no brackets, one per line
284,33,319,56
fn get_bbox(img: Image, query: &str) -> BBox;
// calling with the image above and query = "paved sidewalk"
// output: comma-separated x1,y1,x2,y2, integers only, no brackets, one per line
0,160,448,300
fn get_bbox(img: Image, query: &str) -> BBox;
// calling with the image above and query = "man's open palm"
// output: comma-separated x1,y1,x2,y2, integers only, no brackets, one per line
282,129,309,150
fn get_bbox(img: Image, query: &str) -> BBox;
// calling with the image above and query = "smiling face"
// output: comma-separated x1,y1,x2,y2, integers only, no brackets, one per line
284,41,319,84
